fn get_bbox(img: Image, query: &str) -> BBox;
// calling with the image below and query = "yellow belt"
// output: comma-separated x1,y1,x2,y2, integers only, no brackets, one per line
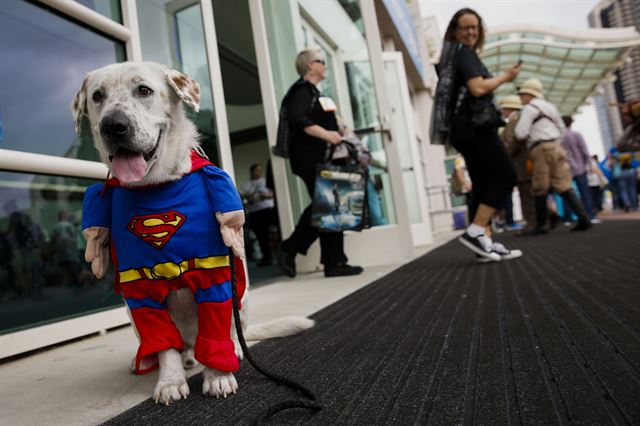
119,255,229,283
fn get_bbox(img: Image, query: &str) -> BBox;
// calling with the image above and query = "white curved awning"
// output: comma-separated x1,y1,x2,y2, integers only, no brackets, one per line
480,24,640,115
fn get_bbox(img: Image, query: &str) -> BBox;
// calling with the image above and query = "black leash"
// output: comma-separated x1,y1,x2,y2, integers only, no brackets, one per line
228,250,322,424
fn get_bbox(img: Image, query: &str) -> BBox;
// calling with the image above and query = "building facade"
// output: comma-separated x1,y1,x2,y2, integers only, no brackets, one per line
589,0,640,146
0,0,442,358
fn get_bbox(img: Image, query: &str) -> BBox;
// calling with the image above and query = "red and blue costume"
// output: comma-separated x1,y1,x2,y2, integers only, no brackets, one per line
82,152,246,374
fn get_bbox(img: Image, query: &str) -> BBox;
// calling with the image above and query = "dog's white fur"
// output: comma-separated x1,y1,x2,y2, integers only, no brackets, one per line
71,62,313,405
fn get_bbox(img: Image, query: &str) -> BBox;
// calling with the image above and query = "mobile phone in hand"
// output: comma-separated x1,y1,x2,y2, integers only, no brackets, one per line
516,59,523,66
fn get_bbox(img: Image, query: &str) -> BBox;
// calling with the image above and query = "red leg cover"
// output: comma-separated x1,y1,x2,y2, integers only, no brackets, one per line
194,299,239,372
130,307,184,374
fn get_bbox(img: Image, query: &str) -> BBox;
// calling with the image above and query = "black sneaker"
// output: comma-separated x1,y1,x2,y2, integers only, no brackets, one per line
324,263,364,277
458,232,501,261
549,213,561,230
276,246,296,278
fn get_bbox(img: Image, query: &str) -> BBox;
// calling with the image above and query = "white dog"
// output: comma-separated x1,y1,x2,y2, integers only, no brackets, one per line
71,62,313,405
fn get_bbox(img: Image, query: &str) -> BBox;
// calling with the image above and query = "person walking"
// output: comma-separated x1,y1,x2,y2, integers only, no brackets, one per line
240,164,276,266
587,155,607,215
609,147,638,212
439,8,523,262
499,95,535,233
276,47,363,278
514,78,591,233
561,115,599,223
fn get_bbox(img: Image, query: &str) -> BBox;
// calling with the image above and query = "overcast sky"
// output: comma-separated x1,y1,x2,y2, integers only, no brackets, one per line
418,0,606,158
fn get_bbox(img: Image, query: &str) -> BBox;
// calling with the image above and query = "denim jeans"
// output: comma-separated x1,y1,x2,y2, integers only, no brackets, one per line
615,169,638,210
573,173,595,219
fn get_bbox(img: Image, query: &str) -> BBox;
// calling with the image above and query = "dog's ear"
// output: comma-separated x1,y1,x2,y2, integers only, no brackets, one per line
162,66,201,113
71,75,88,134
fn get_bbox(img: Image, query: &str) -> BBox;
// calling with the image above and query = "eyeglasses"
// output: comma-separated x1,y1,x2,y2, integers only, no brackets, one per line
312,59,326,65
457,25,479,32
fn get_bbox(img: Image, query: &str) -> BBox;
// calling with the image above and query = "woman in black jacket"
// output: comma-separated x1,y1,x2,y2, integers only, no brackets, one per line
441,8,523,262
277,47,363,278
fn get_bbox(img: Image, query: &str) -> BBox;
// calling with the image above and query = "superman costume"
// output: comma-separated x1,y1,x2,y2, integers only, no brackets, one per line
82,152,246,374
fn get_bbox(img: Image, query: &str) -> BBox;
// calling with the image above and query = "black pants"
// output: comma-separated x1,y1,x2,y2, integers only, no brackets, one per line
248,208,274,262
281,163,347,267
453,130,517,221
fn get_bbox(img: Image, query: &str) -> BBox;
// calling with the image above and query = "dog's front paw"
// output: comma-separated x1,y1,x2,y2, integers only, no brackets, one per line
202,368,237,398
153,375,190,405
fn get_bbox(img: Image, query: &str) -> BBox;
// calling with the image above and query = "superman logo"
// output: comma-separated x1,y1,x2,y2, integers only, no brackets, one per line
128,211,186,249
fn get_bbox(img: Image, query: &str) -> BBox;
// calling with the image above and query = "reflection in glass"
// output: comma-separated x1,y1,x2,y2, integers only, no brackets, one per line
75,0,122,22
0,0,125,160
335,1,395,225
363,132,395,225
137,0,219,164
316,44,337,103
345,62,379,129
0,172,120,334
384,61,421,224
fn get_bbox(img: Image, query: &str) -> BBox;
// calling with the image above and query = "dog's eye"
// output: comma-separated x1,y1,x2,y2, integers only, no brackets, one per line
92,90,104,103
137,85,153,97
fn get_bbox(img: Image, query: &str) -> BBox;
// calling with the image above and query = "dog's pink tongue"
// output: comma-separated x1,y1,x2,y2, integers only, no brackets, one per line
112,151,147,184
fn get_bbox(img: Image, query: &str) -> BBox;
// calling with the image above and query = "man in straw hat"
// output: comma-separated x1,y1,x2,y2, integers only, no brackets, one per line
514,78,592,233
498,95,535,233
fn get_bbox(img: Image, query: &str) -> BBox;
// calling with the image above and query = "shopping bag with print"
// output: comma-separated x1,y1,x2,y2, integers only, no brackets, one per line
311,160,368,232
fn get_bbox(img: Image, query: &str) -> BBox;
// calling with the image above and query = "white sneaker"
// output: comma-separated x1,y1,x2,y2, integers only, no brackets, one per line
476,242,523,263
590,218,602,224
491,242,523,260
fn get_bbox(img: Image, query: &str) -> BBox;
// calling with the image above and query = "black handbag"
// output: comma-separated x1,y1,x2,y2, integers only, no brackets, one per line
311,144,369,232
468,95,505,129
430,42,464,145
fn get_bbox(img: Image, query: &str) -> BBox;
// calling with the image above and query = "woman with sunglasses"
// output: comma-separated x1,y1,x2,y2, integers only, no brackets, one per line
276,47,363,278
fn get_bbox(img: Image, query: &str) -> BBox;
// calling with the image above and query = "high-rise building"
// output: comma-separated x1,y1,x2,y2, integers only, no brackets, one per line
593,94,618,153
589,0,640,144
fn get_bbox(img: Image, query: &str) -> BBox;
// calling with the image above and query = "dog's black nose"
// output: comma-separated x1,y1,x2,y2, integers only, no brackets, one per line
100,111,133,142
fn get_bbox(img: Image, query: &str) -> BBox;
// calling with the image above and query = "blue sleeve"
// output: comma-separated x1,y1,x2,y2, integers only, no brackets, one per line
200,166,243,213
82,184,112,230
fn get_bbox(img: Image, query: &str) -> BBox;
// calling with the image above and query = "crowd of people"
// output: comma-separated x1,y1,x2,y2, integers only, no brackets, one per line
255,7,639,275
434,8,639,262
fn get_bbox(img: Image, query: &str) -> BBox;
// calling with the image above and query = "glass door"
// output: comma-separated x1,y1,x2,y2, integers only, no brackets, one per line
382,52,432,246
253,0,414,269
211,0,282,284
137,0,220,164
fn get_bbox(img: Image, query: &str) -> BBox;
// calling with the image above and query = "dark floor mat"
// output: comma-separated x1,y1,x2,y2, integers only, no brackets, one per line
104,220,640,425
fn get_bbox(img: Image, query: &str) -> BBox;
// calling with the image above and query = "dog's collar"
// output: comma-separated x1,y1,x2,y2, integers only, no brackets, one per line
103,150,214,189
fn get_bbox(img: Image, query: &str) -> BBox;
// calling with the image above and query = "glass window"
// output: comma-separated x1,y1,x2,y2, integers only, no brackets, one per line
136,0,219,165
75,0,122,23
0,0,125,160
299,20,339,110
0,171,121,334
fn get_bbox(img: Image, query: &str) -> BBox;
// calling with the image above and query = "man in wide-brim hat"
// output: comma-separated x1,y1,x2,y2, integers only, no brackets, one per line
514,78,592,233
